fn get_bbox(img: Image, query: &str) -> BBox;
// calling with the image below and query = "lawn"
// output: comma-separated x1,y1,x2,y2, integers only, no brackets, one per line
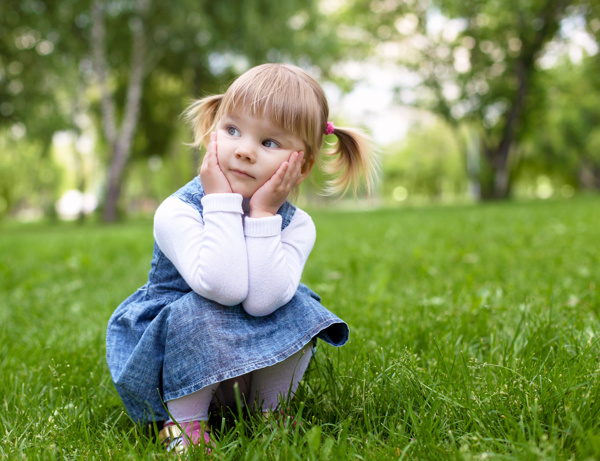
1,196,599,460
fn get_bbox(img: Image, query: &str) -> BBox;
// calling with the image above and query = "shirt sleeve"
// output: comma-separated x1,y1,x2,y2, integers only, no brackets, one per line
153,193,248,306
241,208,316,316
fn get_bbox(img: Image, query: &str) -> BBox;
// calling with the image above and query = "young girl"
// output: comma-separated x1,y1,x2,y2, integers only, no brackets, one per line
106,63,375,453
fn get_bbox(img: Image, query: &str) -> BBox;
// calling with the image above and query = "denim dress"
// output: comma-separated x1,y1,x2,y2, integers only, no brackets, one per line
106,177,349,423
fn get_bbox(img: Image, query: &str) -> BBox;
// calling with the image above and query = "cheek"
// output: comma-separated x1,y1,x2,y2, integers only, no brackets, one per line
215,126,232,143
215,134,232,157
265,158,286,177
215,130,226,146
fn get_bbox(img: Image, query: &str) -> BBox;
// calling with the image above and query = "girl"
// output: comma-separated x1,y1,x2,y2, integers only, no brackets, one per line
106,63,376,453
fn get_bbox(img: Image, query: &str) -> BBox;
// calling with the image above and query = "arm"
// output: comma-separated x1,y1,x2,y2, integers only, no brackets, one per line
154,193,248,305
242,208,316,316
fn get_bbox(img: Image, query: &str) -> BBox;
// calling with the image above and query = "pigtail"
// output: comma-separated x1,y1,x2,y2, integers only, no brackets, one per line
322,126,378,197
183,94,224,150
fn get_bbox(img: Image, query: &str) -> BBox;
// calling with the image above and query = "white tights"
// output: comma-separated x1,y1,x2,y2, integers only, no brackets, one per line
166,343,313,423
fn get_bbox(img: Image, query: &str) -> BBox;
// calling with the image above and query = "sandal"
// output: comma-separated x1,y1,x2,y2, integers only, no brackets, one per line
158,420,212,454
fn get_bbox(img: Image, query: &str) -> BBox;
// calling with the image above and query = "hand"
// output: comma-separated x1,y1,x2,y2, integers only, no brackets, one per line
200,132,232,195
249,151,305,218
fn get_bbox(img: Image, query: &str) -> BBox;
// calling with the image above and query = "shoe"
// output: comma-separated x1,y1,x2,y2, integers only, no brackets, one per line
158,420,212,454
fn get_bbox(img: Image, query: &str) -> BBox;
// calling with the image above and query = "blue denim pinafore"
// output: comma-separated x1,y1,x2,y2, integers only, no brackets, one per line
106,177,349,423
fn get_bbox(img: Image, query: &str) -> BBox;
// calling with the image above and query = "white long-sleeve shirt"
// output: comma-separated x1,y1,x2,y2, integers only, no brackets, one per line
153,193,316,317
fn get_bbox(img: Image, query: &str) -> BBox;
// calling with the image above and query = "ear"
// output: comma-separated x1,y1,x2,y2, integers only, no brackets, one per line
295,156,315,186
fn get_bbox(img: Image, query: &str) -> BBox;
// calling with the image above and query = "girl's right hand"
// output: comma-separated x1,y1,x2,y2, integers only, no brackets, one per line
200,132,232,195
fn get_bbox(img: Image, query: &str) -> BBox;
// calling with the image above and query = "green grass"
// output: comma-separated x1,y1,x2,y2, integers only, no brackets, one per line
1,196,599,460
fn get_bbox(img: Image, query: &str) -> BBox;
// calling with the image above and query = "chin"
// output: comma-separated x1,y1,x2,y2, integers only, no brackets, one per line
232,189,254,199
230,182,259,199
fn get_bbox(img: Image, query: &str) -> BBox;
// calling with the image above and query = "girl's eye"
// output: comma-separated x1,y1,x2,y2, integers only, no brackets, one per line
263,139,280,148
226,126,240,136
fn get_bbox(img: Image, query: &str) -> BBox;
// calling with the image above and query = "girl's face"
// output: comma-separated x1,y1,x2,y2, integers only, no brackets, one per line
215,110,306,199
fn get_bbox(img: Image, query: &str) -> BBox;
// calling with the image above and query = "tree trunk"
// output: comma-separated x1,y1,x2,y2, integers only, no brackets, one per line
578,162,600,190
480,145,511,200
92,0,149,222
479,0,570,201
103,141,129,221
464,129,481,201
480,58,528,200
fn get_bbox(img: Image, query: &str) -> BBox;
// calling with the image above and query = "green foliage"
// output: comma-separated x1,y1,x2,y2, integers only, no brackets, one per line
1,196,600,458
0,0,342,219
337,0,600,198
123,123,198,213
381,119,468,203
0,130,63,219
0,0,88,133
518,55,600,190
4,0,600,218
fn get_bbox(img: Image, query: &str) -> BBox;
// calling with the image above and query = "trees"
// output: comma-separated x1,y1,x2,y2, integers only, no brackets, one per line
427,0,573,199
91,0,338,221
0,0,89,217
519,55,600,192
1,0,338,221
3,0,599,218
382,120,467,203
340,0,598,200
91,0,148,222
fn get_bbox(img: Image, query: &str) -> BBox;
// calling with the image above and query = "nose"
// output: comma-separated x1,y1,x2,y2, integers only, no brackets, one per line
235,141,257,163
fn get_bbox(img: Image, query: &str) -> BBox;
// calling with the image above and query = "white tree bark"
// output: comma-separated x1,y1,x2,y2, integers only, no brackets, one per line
92,0,149,222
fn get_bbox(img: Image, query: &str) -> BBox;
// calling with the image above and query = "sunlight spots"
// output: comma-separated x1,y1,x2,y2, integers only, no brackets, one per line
395,13,419,35
392,186,408,202
55,190,98,220
453,47,471,73
423,296,445,306
36,40,54,56
536,176,554,199
11,122,26,139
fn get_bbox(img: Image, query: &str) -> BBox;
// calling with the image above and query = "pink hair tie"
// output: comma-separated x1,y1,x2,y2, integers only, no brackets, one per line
325,121,335,135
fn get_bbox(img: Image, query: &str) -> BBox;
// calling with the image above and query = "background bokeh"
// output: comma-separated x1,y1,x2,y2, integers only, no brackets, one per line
1,0,599,222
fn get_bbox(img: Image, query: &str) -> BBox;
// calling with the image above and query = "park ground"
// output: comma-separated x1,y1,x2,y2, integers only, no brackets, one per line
1,196,599,460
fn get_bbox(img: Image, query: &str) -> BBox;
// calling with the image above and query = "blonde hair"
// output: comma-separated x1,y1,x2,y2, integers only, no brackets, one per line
185,63,376,196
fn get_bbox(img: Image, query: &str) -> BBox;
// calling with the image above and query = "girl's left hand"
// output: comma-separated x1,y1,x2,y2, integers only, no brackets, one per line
249,151,304,218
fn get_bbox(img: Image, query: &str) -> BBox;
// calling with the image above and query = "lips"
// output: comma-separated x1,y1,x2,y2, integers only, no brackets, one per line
231,169,255,179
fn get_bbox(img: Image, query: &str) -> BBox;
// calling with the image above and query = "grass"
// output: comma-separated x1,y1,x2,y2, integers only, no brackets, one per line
1,195,599,460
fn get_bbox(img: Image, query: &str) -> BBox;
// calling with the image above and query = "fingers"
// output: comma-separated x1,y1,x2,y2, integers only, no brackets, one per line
201,132,217,169
249,151,304,217
207,132,219,162
208,131,217,152
285,151,304,187
272,151,303,189
201,132,232,194
272,161,290,187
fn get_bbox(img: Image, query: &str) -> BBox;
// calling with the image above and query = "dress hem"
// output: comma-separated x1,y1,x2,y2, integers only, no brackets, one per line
162,320,343,402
